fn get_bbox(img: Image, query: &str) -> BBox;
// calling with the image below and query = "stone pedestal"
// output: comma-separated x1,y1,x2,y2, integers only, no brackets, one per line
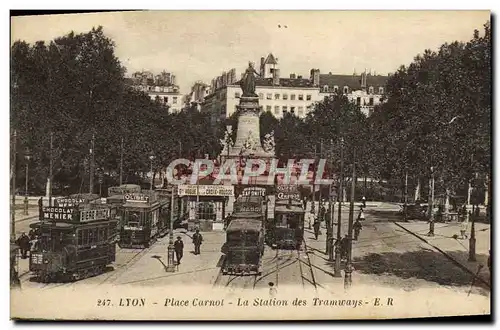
228,96,273,158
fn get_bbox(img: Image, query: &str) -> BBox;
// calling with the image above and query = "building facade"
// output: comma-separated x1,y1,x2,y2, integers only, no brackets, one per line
201,54,389,121
127,70,183,113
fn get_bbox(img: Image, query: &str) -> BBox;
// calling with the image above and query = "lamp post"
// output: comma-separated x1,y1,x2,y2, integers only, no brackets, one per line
149,154,155,191
166,185,176,272
23,148,31,215
344,149,356,289
334,137,344,277
427,166,435,237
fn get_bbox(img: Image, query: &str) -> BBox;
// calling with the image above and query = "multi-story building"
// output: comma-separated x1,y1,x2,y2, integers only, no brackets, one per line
127,70,183,113
318,70,388,117
201,53,389,121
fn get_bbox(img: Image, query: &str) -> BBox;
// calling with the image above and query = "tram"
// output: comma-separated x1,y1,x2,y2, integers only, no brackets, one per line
267,185,306,249
28,197,118,282
118,191,170,248
222,218,265,275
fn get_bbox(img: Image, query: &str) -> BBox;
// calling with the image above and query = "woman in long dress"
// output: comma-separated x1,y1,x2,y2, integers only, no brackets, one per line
240,62,259,96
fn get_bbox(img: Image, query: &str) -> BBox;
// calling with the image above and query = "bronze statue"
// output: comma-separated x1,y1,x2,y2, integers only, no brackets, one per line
240,62,260,97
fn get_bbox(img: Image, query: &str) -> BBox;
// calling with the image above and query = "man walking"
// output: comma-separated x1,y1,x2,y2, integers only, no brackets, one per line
16,232,30,259
192,229,203,255
358,207,366,221
313,219,321,240
174,236,184,265
353,219,363,241
362,196,366,208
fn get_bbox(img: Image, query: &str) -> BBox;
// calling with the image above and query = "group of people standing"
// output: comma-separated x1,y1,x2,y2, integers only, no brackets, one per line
15,229,40,259
173,229,204,266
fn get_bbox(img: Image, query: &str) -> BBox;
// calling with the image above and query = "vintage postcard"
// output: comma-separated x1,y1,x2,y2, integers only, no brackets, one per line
10,10,491,320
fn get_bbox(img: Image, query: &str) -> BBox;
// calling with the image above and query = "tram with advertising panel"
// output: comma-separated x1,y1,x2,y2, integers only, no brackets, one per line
118,192,170,248
268,185,306,249
28,197,118,282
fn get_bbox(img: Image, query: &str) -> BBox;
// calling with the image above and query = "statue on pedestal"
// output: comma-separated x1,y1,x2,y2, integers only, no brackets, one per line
240,62,260,97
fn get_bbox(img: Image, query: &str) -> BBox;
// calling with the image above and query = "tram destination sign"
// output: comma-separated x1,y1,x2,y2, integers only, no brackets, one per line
79,209,110,222
276,185,301,201
42,207,74,221
241,187,266,197
178,185,234,197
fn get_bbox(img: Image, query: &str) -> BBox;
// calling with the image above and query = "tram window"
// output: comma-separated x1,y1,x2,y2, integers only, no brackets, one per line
82,229,89,245
78,230,83,245
128,211,141,226
98,228,104,242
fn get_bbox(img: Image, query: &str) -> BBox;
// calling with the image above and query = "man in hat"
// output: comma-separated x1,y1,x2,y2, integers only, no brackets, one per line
313,218,321,240
192,229,203,255
16,232,30,259
353,219,363,241
174,236,184,265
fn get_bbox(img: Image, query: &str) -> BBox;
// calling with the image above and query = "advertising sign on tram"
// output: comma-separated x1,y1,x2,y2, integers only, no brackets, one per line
276,185,301,201
178,185,234,197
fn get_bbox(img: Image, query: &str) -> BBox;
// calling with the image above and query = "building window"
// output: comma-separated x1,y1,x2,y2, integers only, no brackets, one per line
291,94,296,100
282,106,288,112
164,97,169,103
356,97,361,105
274,106,280,115
379,87,384,94
275,93,280,100
266,93,272,100
290,106,295,113
343,86,349,94
259,93,263,99
173,97,178,104
283,94,288,100
369,97,374,106
334,86,339,93
368,86,374,94
298,94,304,101
306,105,312,112
235,92,241,98
322,85,329,93
298,106,304,116
306,94,311,101
266,105,272,112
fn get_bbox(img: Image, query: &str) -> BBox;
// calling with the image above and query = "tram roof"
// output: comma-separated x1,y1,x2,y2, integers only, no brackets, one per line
275,199,303,206
236,195,264,202
274,204,305,213
230,212,262,218
122,201,161,209
226,219,262,233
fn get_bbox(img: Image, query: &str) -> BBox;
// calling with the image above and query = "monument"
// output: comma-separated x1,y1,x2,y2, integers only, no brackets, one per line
227,62,274,158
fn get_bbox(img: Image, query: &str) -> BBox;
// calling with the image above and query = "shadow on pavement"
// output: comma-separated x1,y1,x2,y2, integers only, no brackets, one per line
352,249,490,291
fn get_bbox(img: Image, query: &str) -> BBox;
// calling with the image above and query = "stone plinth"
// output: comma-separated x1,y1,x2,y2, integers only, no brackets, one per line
228,96,273,158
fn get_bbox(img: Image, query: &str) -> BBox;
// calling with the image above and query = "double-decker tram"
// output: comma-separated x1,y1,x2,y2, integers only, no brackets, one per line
222,218,265,275
118,192,170,248
268,185,305,249
28,197,118,282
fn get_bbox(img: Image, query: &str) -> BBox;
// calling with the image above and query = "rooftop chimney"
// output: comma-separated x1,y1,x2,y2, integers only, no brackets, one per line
310,69,320,87
273,68,280,86
290,73,296,79
260,57,265,76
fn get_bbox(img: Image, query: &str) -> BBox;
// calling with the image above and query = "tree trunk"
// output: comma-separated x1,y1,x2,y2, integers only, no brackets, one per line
444,186,450,221
414,179,421,202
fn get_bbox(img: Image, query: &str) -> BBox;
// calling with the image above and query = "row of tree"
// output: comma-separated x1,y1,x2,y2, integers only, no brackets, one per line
11,27,220,195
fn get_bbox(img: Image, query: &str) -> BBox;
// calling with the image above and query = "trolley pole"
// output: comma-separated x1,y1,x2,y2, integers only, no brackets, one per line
427,166,435,236
89,134,95,194
404,171,408,222
345,149,356,289
49,132,53,206
333,137,344,277
166,185,176,272
119,137,124,186
11,130,17,243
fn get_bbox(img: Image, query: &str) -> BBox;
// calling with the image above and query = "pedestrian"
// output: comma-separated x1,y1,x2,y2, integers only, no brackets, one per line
28,229,36,241
460,221,468,239
358,208,365,221
268,282,277,297
16,232,30,259
192,229,203,255
353,220,363,240
320,205,327,222
313,219,321,240
302,197,307,210
362,196,366,208
174,236,184,265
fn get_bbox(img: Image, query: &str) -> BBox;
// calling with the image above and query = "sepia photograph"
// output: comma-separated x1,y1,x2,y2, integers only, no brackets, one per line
9,10,491,320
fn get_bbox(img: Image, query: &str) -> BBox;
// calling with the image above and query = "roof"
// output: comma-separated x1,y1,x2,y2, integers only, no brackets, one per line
319,74,388,90
251,77,315,88
264,53,278,65
275,205,305,213
236,196,264,204
123,201,160,209
226,219,262,233
231,212,262,219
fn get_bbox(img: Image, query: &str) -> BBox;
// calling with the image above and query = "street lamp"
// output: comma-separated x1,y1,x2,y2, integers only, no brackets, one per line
333,137,344,278
427,166,435,237
166,185,176,272
24,148,31,215
149,154,155,191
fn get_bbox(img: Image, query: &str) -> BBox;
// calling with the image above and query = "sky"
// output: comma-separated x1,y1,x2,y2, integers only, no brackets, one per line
11,10,490,94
